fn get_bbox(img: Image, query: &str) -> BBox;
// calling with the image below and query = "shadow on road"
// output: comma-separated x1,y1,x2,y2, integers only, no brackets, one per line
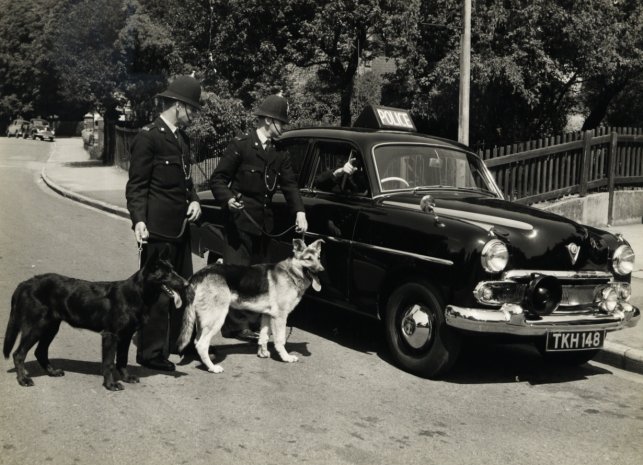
444,341,612,385
177,341,311,371
289,301,613,385
8,359,188,381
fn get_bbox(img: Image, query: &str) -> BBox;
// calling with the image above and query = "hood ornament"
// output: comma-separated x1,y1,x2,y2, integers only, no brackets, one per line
566,243,580,265
420,195,445,228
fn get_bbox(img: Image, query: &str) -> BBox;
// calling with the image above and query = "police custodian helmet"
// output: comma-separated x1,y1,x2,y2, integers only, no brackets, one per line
157,75,202,109
253,94,289,124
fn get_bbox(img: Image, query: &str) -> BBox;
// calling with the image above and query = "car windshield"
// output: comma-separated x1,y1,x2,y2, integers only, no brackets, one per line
373,143,500,196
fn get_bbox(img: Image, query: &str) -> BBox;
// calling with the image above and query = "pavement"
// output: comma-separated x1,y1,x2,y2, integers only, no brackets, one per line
41,138,643,375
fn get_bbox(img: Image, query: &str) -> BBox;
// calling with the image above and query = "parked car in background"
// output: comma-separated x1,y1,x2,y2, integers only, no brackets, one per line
6,118,29,138
27,117,55,141
190,105,640,378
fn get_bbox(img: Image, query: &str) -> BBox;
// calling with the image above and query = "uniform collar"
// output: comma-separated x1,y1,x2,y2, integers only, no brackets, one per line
255,128,270,148
160,115,179,136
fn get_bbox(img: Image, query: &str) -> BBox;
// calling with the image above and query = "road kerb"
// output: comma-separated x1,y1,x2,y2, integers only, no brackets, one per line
595,340,643,375
41,167,129,220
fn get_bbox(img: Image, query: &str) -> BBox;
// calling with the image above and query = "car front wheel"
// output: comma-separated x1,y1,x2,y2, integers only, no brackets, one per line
384,281,461,378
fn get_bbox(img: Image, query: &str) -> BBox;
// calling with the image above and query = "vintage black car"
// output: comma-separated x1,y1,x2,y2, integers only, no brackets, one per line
190,105,640,377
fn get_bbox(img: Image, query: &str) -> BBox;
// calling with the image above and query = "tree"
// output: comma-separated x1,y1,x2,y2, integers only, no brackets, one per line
46,0,180,124
386,0,643,147
284,0,419,126
0,0,62,124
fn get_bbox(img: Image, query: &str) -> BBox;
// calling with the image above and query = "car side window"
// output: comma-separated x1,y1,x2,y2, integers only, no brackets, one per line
312,141,369,196
276,138,309,180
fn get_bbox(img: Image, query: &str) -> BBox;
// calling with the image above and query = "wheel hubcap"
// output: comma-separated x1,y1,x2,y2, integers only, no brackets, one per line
400,304,433,349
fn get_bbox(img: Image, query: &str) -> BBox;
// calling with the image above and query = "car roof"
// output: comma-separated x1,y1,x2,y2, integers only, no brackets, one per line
280,127,471,151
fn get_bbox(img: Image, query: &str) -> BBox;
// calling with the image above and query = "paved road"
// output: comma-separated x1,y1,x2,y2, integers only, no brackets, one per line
1,139,642,465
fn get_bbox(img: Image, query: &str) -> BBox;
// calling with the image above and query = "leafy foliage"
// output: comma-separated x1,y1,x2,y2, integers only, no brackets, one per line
1,0,641,149
385,0,643,147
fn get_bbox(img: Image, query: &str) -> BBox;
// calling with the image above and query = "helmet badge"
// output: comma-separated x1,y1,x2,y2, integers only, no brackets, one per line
566,243,580,265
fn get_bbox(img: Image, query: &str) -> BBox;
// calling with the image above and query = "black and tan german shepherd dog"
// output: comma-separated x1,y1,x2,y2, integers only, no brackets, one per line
3,246,188,391
177,239,324,374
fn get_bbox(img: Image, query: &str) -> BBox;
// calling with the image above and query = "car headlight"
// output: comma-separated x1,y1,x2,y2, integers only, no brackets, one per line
481,239,509,273
612,244,635,275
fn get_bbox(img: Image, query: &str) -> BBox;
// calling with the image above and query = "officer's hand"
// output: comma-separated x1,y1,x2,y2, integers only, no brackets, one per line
134,222,149,244
333,156,357,178
295,211,308,234
227,196,244,210
187,201,201,221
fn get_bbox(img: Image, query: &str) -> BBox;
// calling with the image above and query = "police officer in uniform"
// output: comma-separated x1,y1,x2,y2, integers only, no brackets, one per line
126,75,202,371
210,94,308,340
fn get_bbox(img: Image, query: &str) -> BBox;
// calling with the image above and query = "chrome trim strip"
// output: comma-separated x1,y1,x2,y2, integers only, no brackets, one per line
380,201,533,231
436,207,533,231
303,232,453,265
382,200,421,210
502,270,613,280
356,242,454,266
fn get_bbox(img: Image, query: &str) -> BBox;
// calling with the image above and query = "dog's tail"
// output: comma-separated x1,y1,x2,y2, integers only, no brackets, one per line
176,283,196,353
3,283,24,358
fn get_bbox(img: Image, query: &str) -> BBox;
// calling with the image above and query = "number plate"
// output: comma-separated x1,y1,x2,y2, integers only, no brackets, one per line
545,330,605,352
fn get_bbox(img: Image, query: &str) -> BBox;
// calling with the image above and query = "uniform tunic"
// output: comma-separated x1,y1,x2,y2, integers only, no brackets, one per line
125,117,199,358
210,129,304,236
126,117,199,241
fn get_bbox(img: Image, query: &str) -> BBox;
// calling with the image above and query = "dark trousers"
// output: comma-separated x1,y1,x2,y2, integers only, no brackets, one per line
137,233,192,360
221,227,269,335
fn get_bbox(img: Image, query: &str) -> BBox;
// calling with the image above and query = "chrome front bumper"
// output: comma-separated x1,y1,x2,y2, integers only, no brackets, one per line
445,302,640,336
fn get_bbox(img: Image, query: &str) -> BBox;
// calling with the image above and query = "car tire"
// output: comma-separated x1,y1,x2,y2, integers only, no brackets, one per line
535,342,599,366
384,281,461,378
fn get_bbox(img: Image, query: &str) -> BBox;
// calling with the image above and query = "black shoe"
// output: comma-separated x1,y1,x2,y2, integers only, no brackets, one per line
136,357,176,372
222,328,259,342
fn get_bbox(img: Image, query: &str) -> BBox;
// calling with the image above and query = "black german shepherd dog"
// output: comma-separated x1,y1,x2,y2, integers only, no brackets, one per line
3,246,187,391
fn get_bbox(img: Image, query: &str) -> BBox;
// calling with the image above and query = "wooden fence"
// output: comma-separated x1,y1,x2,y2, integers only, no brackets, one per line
477,127,643,221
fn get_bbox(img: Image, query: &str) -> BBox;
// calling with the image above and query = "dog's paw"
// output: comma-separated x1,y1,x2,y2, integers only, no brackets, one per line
281,353,299,363
103,381,124,391
47,367,65,377
17,376,34,387
122,374,140,384
257,347,270,358
208,364,224,374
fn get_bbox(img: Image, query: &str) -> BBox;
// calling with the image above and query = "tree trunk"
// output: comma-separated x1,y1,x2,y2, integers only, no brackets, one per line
581,81,627,131
340,79,355,127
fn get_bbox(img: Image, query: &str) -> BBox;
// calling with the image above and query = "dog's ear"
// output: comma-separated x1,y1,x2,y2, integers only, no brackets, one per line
143,247,161,269
309,239,324,253
292,238,306,255
159,244,172,261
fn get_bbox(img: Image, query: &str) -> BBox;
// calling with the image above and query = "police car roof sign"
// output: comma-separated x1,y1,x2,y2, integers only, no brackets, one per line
353,105,416,132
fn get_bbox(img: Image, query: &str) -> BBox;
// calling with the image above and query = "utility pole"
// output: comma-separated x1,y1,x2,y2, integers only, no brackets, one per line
458,0,471,146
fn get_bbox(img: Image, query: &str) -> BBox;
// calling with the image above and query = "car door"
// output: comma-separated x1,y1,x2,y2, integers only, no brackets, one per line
269,137,313,260
298,140,371,305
